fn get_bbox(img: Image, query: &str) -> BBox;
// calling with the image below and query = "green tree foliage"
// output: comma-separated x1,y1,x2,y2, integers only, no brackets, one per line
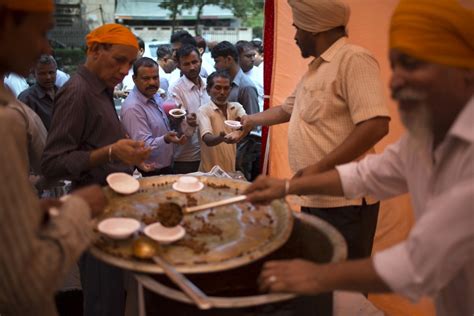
159,0,264,35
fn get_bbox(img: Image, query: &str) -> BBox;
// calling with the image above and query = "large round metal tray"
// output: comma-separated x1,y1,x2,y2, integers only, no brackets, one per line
90,175,294,274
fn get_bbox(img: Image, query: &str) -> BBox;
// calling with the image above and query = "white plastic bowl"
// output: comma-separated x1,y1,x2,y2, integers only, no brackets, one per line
172,176,204,193
106,172,140,195
169,108,187,118
144,223,186,244
224,120,242,130
98,218,141,240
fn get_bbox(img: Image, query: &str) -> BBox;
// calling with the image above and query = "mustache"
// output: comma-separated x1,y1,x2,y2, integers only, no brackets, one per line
392,88,427,103
146,86,158,90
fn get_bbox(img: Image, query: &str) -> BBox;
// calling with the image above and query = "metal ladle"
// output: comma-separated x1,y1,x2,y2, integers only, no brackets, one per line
132,238,212,310
158,195,247,227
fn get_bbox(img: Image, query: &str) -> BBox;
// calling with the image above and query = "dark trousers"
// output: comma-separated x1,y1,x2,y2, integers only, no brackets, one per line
236,134,261,181
78,252,125,316
139,166,174,177
302,201,380,260
173,161,200,174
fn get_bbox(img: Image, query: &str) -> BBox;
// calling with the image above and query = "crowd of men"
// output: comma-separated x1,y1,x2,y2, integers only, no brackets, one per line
0,0,472,316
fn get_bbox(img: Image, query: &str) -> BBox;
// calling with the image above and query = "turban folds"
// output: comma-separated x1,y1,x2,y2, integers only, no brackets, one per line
288,0,350,34
86,24,138,50
0,0,54,12
390,0,474,69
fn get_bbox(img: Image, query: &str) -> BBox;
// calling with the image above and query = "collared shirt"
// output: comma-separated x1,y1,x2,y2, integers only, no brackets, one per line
197,101,246,172
228,68,259,115
282,37,390,208
41,65,132,188
244,66,264,112
121,87,174,170
336,97,474,316
3,73,28,97
55,70,70,88
0,84,93,316
18,83,56,130
169,75,210,162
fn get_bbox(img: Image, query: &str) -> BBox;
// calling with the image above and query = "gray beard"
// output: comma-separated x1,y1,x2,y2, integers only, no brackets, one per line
399,103,433,151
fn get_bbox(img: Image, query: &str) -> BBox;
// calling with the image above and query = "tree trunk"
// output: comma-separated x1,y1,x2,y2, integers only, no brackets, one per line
195,4,205,36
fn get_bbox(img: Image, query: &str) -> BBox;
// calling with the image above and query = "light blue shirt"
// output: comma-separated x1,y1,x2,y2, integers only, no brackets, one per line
120,87,174,169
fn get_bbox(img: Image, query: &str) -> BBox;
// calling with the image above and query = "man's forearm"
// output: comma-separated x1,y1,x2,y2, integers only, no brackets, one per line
89,145,111,168
319,258,391,293
289,169,345,196
250,105,291,126
202,133,224,147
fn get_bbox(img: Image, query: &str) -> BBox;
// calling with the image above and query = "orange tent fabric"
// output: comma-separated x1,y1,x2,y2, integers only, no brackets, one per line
268,0,435,315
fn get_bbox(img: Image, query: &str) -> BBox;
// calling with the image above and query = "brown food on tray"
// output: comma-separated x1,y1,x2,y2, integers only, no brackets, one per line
156,202,183,227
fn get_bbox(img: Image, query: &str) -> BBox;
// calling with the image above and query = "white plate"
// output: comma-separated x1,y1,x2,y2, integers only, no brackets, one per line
224,120,242,129
169,108,187,118
144,223,186,244
98,218,140,239
172,181,204,193
106,172,140,195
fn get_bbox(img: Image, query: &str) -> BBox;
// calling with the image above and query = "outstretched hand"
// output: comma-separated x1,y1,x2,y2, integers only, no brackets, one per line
244,175,287,205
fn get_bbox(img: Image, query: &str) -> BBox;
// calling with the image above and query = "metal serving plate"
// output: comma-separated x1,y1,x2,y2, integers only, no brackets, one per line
90,175,294,274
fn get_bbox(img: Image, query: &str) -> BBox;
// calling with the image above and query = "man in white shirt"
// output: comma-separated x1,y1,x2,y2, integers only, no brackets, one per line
168,45,210,174
236,40,264,112
245,1,474,315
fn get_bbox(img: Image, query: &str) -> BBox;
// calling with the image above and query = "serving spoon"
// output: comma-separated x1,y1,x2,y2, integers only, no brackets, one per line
132,238,212,310
157,195,247,227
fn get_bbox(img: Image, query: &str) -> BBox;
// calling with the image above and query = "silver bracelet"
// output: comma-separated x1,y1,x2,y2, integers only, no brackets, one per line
284,179,290,195
108,145,113,163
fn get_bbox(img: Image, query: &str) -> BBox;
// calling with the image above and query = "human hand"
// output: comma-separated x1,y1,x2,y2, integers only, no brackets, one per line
138,162,156,172
240,115,255,132
165,131,187,145
244,175,287,205
223,131,243,144
112,139,151,166
258,259,325,295
71,184,107,218
186,113,197,127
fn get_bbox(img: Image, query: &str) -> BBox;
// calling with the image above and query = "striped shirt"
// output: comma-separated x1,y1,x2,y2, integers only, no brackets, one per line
0,86,93,316
282,37,390,208
41,65,132,188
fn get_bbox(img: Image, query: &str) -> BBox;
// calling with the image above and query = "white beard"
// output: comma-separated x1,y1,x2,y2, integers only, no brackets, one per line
394,88,433,148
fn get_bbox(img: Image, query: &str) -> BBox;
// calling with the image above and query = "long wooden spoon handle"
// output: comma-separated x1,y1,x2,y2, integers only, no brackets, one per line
151,256,212,310
185,195,247,213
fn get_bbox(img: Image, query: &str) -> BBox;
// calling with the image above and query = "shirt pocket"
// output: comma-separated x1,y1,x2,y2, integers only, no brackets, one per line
297,83,331,125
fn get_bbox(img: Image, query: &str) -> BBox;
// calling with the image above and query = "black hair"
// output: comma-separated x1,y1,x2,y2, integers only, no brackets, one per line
251,40,264,54
175,44,201,64
37,54,57,68
156,44,172,59
194,35,207,51
211,41,238,62
206,70,231,90
133,57,158,76
136,36,145,51
235,40,255,55
170,30,197,47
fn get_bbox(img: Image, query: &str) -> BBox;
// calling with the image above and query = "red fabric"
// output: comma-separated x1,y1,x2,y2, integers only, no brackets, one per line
260,0,275,174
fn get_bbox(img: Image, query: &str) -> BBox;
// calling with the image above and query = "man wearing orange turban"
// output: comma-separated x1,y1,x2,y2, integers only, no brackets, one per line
0,2,112,316
41,23,150,316
0,0,54,12
245,1,474,316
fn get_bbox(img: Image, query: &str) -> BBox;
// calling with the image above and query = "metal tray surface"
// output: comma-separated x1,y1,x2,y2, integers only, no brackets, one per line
91,175,294,274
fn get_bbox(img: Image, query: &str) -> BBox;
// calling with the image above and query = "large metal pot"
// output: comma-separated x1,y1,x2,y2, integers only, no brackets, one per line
136,211,347,312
